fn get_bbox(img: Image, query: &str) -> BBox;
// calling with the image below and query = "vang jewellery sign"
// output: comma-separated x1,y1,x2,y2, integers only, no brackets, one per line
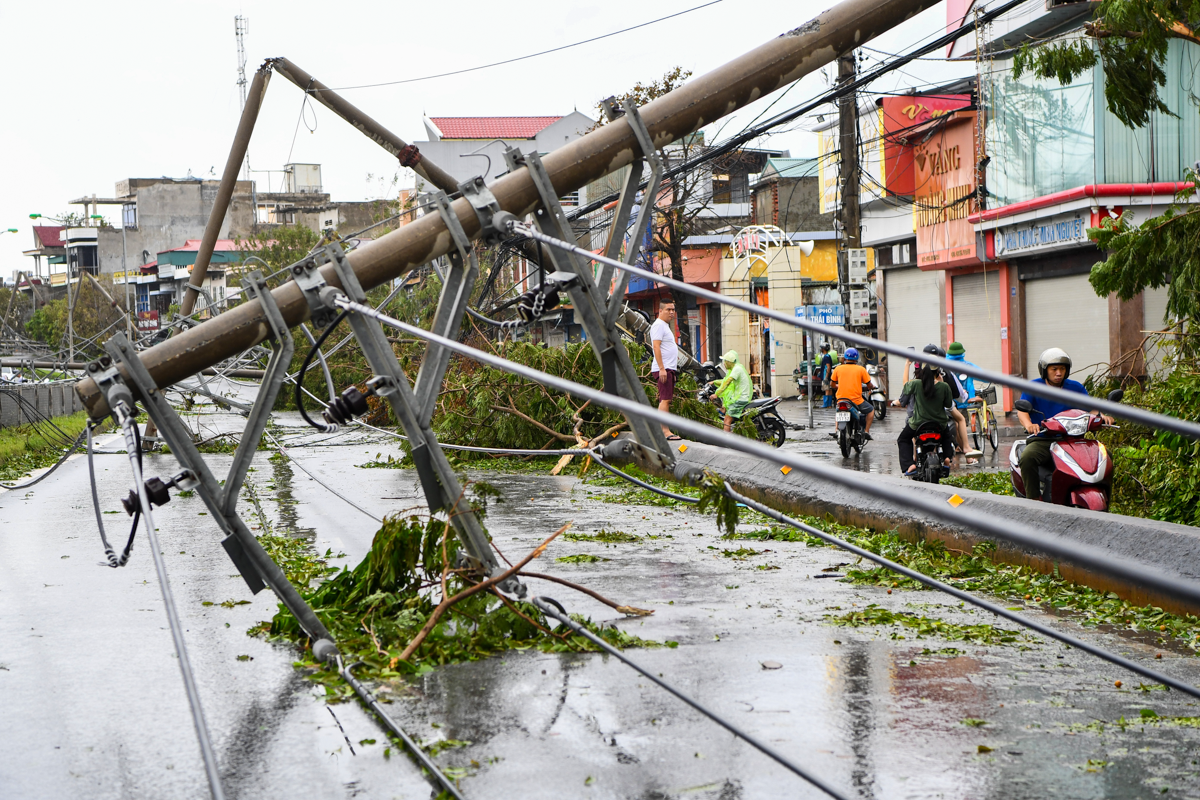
994,211,1089,258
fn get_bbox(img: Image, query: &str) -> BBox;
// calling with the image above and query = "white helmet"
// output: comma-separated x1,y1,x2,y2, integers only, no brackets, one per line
1037,348,1072,381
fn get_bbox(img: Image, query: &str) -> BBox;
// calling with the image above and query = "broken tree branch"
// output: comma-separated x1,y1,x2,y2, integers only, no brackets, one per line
394,521,572,663
518,570,654,617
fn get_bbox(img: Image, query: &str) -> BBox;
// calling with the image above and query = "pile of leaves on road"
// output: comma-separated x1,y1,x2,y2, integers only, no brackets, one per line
262,489,660,696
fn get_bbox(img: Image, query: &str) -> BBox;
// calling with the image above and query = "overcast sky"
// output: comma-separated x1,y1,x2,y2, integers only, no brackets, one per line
0,0,966,278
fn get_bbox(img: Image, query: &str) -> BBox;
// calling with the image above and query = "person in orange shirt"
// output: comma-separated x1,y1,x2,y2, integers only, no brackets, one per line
829,347,875,439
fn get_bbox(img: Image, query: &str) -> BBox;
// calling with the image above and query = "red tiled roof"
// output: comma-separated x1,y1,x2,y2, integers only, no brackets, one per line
429,116,562,140
33,226,64,249
162,239,242,253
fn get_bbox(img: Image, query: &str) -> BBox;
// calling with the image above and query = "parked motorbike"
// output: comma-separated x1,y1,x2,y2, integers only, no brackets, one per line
697,361,788,448
865,364,887,420
834,399,868,457
1008,390,1123,510
909,421,949,483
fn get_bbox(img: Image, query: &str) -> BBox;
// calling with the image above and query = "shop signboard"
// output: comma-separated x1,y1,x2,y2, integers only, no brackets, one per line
911,113,980,269
136,310,160,332
993,211,1088,258
880,94,971,197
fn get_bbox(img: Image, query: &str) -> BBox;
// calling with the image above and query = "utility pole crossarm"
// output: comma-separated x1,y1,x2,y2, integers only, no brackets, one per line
76,0,939,417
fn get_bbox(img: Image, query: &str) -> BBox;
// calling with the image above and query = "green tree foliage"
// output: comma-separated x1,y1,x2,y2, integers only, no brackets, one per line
1087,174,1199,355
429,338,753,453
1012,0,1200,128
232,224,321,291
1098,371,1200,525
591,66,692,127
24,275,128,355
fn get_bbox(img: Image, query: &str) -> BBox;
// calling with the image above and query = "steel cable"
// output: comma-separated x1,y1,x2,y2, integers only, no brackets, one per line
330,294,1200,610
263,430,382,523
113,402,225,800
721,484,1200,699
86,424,138,567
511,222,1200,440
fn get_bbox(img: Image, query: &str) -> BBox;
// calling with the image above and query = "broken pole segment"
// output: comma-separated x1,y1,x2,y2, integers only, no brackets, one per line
271,57,460,196
76,0,937,417
180,63,272,318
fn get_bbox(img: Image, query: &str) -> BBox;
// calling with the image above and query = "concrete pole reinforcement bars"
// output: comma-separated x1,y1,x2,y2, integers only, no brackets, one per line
76,0,937,416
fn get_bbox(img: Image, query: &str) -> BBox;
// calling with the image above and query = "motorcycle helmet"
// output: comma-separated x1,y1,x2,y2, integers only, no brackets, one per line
843,348,859,362
922,343,945,359
1037,347,1072,381
722,350,739,365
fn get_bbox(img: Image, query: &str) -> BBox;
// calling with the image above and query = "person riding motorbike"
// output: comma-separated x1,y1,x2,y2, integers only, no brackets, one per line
946,342,984,457
923,343,972,458
711,350,754,433
830,347,874,440
1016,348,1114,501
894,363,954,475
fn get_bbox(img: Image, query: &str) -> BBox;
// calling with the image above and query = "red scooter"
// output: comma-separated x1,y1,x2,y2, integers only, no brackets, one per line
1008,390,1122,510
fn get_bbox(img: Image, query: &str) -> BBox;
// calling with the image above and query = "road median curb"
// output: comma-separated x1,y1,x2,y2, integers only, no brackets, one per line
617,438,1200,617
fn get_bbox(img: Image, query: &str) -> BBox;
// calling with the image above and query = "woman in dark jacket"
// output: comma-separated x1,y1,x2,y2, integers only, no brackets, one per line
893,364,954,475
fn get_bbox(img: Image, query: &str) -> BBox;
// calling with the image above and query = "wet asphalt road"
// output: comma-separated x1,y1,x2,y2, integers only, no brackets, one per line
2,389,1198,799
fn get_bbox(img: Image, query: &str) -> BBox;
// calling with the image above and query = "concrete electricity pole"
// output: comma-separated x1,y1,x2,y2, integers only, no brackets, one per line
836,52,864,335
837,53,861,248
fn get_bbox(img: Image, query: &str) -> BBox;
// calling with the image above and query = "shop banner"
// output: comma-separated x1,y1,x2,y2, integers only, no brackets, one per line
994,211,1088,258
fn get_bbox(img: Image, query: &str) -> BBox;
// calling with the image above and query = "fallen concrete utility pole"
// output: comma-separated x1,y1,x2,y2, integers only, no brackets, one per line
4,358,264,379
77,0,937,416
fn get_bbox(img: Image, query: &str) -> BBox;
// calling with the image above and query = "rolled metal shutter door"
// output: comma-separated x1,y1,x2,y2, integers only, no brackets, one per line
951,271,1003,383
1143,286,1172,377
1024,273,1109,381
882,266,942,398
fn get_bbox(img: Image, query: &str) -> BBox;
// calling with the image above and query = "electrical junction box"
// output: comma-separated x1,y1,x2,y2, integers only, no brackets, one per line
848,288,871,326
846,248,869,285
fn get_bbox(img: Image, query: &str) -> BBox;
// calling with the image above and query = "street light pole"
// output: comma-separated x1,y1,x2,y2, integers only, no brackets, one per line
121,222,133,341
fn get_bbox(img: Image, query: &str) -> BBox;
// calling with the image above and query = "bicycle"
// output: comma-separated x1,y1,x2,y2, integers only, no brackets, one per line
964,384,999,454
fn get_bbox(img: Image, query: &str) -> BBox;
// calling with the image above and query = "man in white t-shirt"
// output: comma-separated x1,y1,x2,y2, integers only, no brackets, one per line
649,300,681,440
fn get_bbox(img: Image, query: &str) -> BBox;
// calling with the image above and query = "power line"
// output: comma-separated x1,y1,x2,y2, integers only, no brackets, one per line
326,0,725,91
567,0,1033,221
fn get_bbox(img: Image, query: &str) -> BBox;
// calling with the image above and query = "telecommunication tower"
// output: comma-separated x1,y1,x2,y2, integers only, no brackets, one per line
235,15,250,179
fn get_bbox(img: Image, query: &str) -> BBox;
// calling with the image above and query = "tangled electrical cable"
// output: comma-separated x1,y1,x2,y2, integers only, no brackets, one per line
295,310,349,432
86,423,138,567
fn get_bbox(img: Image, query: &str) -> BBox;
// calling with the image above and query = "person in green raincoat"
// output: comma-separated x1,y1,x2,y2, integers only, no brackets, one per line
712,350,753,432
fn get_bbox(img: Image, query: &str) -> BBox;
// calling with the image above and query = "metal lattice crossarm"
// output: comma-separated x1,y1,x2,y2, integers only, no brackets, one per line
75,0,942,417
